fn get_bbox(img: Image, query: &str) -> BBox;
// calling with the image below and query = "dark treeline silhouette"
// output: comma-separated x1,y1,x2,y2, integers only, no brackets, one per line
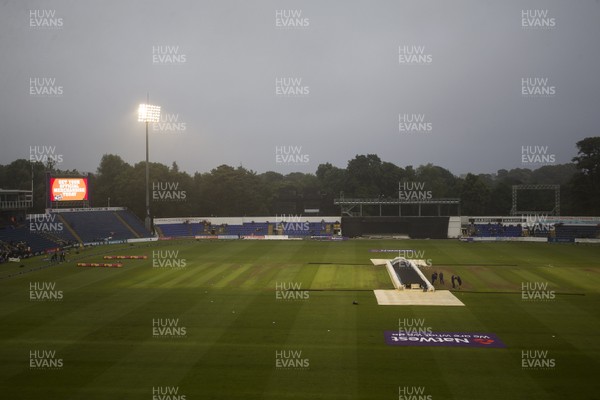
1,137,598,218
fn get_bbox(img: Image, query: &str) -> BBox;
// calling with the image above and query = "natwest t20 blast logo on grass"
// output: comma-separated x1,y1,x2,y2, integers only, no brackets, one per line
398,114,432,133
152,318,187,338
399,386,432,400
521,350,555,370
275,282,309,301
398,45,432,65
385,331,506,348
152,386,186,400
29,282,63,301
29,214,63,233
275,10,310,29
29,9,63,29
521,282,555,301
152,250,187,268
29,350,63,369
397,249,433,268
275,350,309,369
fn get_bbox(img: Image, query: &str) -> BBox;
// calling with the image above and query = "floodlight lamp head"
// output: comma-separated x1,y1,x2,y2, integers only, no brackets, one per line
138,103,161,122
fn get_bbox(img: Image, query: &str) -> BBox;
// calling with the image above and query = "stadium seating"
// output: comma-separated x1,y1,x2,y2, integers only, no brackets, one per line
116,210,152,237
473,223,522,238
159,223,196,237
0,209,153,258
191,222,270,237
279,222,328,237
555,224,600,240
226,222,270,236
57,210,149,243
471,222,600,240
40,228,79,247
0,225,60,254
156,220,337,238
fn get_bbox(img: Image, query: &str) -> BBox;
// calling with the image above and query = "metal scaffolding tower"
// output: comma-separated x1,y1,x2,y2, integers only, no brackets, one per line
510,184,560,216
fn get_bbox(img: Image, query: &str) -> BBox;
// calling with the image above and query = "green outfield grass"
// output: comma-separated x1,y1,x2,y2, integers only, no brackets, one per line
0,240,599,399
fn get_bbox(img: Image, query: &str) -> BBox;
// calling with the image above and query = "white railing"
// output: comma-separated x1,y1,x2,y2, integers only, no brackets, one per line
384,259,404,290
0,200,33,209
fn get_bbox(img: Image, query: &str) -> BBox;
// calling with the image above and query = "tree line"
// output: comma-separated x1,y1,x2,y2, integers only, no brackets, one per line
1,137,598,218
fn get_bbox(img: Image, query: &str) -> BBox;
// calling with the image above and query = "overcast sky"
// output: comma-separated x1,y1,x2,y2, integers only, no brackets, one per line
1,0,599,176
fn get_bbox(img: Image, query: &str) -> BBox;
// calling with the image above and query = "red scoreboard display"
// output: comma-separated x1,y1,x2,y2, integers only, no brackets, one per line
49,177,88,202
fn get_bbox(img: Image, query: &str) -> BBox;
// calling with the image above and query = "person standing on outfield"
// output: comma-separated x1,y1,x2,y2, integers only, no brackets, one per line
439,272,445,285
451,275,456,289
431,272,437,285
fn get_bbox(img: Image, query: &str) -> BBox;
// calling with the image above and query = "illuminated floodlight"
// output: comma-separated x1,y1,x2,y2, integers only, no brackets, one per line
137,98,161,233
138,103,161,122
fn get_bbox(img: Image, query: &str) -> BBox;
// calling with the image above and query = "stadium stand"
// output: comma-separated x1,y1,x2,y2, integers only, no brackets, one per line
156,218,338,238
555,224,600,240
38,228,79,247
115,210,152,237
278,221,329,237
0,239,31,262
341,216,450,239
0,208,153,262
159,223,195,237
223,222,270,237
162,222,204,237
57,210,149,243
0,225,60,255
472,223,523,238
524,226,554,238
466,219,600,241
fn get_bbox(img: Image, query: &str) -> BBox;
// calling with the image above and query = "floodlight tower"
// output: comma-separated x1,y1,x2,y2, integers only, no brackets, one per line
138,97,161,232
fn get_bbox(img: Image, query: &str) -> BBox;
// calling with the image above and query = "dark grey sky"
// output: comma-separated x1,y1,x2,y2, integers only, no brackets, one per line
1,0,599,176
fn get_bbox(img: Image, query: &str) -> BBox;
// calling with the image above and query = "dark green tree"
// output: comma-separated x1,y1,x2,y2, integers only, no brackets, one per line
460,173,491,215
570,137,600,215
